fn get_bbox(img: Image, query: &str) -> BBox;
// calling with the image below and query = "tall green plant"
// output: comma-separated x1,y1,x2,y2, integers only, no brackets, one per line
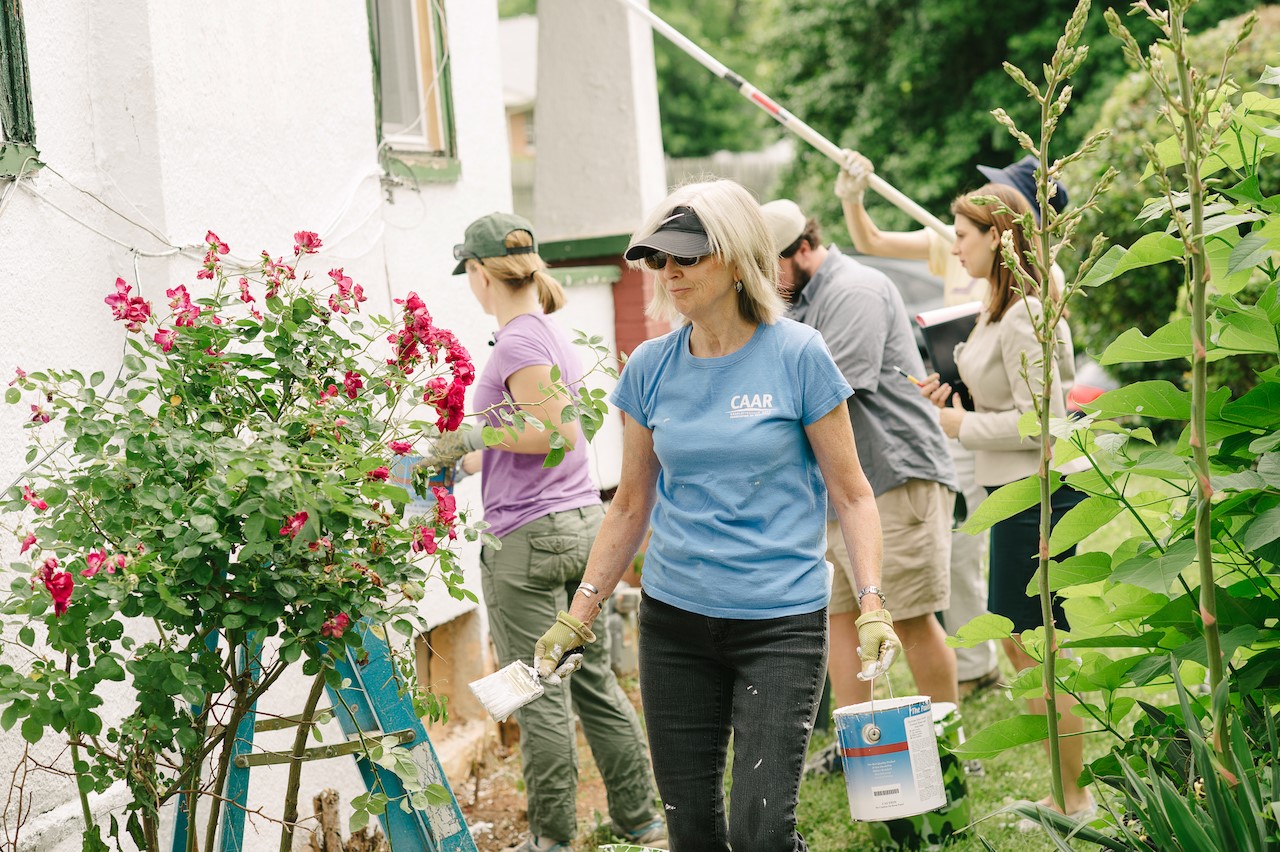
952,2,1280,845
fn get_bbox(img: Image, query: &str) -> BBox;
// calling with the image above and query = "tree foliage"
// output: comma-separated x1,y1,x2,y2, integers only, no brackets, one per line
1065,7,1280,396
763,0,1262,234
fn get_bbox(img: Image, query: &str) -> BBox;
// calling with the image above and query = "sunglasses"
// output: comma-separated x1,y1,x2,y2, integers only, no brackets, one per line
642,251,706,270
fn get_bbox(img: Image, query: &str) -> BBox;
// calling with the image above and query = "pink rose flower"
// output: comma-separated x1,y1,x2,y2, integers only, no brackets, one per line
293,231,322,255
43,570,74,617
21,485,48,512
279,511,309,539
343,371,363,400
387,440,413,455
321,612,350,638
30,404,51,424
80,548,108,578
366,467,390,482
19,533,37,554
154,328,178,353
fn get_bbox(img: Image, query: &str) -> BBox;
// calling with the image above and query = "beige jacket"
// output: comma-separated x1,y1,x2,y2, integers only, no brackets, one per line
955,297,1083,487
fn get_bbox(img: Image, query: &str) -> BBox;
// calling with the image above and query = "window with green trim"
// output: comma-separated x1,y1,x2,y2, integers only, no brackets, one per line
370,0,458,182
1,0,40,176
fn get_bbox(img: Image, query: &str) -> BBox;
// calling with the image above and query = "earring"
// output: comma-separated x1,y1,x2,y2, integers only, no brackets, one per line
734,280,743,293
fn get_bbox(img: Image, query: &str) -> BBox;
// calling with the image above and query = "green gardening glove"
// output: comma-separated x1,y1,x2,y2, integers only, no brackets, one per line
534,610,596,680
421,426,485,472
855,608,900,680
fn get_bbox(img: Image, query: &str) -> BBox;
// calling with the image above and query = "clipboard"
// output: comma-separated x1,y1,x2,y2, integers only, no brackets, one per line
915,301,981,411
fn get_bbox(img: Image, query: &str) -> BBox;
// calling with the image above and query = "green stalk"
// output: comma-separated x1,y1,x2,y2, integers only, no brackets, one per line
1169,2,1225,719
278,671,327,852
68,734,94,832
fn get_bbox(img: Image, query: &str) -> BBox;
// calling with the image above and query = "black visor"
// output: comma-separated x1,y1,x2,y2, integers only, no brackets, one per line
625,207,714,261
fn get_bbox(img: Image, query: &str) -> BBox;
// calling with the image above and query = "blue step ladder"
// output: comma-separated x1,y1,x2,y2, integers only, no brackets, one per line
172,624,476,851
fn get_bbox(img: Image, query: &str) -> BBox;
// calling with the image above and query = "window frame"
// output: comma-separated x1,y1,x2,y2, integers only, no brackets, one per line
368,0,459,184
0,0,40,178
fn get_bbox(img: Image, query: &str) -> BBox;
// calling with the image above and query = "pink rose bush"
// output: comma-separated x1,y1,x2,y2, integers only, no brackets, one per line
1,227,496,846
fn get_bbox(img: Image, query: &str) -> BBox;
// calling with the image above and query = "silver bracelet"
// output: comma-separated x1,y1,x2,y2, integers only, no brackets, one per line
576,582,605,610
857,585,886,606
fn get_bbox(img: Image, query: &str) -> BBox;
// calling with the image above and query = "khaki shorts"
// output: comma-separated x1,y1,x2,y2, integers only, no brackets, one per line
829,478,955,619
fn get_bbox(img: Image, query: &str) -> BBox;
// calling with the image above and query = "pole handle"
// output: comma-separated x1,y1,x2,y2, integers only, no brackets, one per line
619,0,954,241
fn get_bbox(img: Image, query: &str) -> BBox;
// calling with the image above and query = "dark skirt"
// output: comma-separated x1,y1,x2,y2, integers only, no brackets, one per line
986,484,1085,634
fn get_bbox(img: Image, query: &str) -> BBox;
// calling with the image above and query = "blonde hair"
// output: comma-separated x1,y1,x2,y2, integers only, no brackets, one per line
476,230,567,314
951,183,1043,323
629,179,785,326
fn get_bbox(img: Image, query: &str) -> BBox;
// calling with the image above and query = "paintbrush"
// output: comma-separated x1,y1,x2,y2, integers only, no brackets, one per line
468,653,584,722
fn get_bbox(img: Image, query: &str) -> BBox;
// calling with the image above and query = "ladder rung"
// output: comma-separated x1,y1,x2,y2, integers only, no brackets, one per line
254,708,335,733
233,728,415,768
205,708,335,739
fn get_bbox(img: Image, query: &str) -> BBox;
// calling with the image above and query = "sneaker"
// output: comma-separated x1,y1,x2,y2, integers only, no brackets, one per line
802,741,842,777
501,835,571,852
617,816,668,849
958,668,1003,700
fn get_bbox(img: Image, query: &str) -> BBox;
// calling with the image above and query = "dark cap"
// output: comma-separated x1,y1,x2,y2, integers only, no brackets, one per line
976,156,1069,224
452,212,538,275
624,206,713,261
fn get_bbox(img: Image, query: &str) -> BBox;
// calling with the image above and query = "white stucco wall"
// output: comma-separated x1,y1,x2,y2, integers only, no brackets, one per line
0,1,567,848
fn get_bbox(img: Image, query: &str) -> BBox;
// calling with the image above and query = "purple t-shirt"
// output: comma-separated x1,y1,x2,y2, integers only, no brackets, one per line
473,312,600,539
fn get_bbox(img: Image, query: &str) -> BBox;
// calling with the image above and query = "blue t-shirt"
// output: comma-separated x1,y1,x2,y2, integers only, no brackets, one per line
611,318,853,619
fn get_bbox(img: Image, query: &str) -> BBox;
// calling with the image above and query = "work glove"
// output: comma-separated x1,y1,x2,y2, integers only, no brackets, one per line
835,149,874,206
534,610,596,680
420,425,486,473
855,608,900,681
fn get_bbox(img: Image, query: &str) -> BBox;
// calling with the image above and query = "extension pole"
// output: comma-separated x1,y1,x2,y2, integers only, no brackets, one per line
619,0,954,241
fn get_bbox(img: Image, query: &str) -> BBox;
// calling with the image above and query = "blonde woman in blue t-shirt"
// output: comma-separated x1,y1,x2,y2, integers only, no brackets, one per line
533,180,901,851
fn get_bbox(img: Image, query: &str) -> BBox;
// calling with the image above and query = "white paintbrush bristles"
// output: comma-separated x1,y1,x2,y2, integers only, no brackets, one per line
468,660,544,722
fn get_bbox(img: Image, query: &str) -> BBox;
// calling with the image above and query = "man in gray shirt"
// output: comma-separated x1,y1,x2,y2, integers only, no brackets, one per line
762,199,960,715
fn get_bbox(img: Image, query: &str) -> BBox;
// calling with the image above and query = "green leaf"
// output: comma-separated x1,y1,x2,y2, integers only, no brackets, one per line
948,714,1048,759
1047,497,1124,557
1099,319,1191,365
1220,381,1280,428
1111,540,1198,595
4,388,19,404
18,625,35,646
1261,65,1280,86
945,613,1014,648
1083,381,1195,421
541,445,566,469
89,370,105,387
1226,230,1276,275
223,613,246,630
349,810,369,833
1243,506,1280,552
21,716,43,745
1036,551,1114,592
960,474,1058,534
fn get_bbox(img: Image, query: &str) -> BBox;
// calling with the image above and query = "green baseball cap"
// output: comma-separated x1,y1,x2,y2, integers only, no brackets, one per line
452,212,538,275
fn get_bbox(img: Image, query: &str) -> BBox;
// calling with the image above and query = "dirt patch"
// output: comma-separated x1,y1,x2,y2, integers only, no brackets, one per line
460,684,637,852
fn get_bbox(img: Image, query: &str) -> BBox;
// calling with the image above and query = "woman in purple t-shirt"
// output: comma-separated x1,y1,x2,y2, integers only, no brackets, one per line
444,213,665,852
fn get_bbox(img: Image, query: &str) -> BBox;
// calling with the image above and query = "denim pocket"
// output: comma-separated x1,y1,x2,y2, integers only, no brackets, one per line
528,533,583,587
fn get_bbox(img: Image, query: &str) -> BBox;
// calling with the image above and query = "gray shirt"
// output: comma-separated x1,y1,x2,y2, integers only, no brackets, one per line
790,247,958,497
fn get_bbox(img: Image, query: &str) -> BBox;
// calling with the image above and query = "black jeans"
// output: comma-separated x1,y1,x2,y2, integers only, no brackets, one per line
639,593,827,851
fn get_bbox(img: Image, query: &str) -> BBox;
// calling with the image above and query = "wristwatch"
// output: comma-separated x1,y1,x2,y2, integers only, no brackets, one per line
857,585,886,606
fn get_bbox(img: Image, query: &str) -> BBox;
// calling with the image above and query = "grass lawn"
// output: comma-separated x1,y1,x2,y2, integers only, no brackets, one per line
795,672,1116,850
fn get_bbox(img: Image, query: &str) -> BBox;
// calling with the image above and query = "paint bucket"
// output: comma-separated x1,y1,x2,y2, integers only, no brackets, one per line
867,701,970,848
833,695,946,822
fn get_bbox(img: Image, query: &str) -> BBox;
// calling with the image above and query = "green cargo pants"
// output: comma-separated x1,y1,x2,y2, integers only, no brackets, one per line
480,504,658,842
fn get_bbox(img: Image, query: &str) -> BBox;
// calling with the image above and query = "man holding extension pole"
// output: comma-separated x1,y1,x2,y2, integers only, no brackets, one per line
761,200,959,765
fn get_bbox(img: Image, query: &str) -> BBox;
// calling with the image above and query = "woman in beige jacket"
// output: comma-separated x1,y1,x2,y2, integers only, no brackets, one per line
918,183,1096,823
